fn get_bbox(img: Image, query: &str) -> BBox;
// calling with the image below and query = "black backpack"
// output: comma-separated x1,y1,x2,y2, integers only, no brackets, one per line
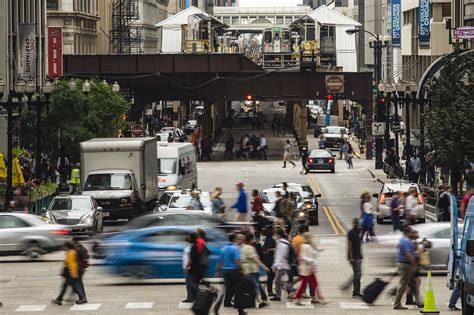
76,245,89,271
283,240,297,266
199,245,210,267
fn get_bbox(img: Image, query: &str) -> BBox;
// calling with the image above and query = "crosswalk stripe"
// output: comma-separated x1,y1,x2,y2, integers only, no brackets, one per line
70,303,101,311
339,302,370,309
125,302,154,309
178,302,193,309
285,301,314,308
15,305,47,312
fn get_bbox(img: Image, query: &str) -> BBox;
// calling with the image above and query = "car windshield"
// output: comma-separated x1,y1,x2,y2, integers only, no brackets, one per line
50,198,92,210
169,194,211,209
384,184,418,193
261,191,303,203
84,174,132,191
310,150,332,158
325,127,345,134
158,158,177,175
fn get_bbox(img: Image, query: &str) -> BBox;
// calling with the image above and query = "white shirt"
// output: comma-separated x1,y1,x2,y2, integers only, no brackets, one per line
273,239,290,270
298,243,317,276
182,245,190,269
363,202,374,214
405,195,418,216
260,137,267,147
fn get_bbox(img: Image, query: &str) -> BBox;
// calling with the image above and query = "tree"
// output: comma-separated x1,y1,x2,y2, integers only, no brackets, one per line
19,79,130,162
425,51,474,191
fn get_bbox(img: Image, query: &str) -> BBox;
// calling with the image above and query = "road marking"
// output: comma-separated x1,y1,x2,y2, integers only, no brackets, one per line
339,301,370,309
327,206,347,235
286,301,314,308
178,302,193,309
125,302,154,309
306,174,324,199
15,305,47,312
70,303,101,311
323,206,339,235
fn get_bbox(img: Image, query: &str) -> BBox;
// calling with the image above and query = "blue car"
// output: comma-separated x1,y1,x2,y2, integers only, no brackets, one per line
102,226,229,279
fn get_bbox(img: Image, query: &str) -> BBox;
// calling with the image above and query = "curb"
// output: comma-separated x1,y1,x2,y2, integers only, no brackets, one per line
367,168,385,185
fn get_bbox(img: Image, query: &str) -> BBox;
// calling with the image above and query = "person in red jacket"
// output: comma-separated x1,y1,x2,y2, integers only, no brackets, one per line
251,189,265,240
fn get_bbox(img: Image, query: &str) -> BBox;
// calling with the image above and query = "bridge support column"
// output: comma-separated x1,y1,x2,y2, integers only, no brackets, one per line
298,102,308,148
202,102,213,138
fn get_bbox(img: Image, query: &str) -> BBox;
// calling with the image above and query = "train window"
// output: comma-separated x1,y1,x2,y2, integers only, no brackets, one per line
274,32,280,41
282,31,290,41
264,31,272,43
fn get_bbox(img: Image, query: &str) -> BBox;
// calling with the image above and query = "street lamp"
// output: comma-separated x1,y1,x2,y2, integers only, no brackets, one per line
82,80,91,94
68,79,76,91
112,81,120,93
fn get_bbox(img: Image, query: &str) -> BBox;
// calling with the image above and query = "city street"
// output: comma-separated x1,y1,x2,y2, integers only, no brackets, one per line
0,153,458,314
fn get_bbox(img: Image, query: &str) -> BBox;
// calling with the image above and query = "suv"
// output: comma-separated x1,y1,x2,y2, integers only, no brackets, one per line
322,126,349,150
163,190,212,215
373,180,426,224
273,183,321,225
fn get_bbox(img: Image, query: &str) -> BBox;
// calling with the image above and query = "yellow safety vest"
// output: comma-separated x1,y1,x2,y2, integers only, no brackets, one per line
70,168,80,185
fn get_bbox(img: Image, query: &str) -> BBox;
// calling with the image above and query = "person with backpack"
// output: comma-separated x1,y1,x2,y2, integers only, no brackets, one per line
270,229,295,301
186,232,210,303
71,237,88,304
262,226,276,297
437,185,452,222
273,192,285,231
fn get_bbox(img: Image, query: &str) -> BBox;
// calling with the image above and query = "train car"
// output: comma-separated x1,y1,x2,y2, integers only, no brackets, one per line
262,26,292,54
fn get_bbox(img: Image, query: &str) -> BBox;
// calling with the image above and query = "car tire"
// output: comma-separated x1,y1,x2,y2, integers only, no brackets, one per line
376,217,384,224
418,218,426,224
331,168,335,173
24,241,45,259
462,286,474,315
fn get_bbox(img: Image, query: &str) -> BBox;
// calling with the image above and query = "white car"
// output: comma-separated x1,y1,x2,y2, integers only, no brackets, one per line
373,180,426,224
260,188,304,215
0,213,70,258
323,126,349,150
272,183,319,201
165,191,212,215
368,223,462,270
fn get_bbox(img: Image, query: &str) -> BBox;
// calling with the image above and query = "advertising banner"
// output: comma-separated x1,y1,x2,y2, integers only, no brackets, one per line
391,0,401,46
18,23,37,79
48,27,63,78
418,0,431,48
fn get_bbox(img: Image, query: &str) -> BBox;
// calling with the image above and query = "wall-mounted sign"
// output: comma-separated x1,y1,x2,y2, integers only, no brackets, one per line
325,75,344,94
18,24,37,79
454,26,474,39
48,27,63,78
372,122,385,136
391,0,401,46
418,0,431,48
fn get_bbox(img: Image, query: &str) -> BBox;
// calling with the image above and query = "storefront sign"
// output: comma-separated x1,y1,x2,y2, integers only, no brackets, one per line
391,0,401,46
454,26,474,39
48,27,63,77
325,75,344,94
18,24,37,79
418,0,431,48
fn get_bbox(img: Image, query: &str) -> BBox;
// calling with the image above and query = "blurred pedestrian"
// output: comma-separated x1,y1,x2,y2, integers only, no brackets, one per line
262,226,276,297
52,242,86,305
225,135,234,160
259,134,268,160
251,189,265,240
346,143,354,169
71,237,88,304
282,140,296,168
460,188,473,219
241,232,269,308
404,188,418,224
232,182,248,222
211,187,225,215
270,229,293,301
300,146,309,175
342,218,363,298
438,185,452,222
360,192,375,242
187,232,210,302
273,191,285,231
390,191,404,232
217,233,244,308
182,234,194,303
70,163,81,195
393,227,423,309
410,154,421,183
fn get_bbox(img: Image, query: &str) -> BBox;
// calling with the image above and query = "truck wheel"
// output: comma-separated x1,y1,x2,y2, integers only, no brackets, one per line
462,287,474,315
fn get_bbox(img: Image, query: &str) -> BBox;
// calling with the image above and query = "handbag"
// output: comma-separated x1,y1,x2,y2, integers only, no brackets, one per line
418,250,430,266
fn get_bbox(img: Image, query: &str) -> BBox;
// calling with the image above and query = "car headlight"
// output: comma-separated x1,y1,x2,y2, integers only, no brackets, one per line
298,211,306,217
120,197,131,204
82,215,94,225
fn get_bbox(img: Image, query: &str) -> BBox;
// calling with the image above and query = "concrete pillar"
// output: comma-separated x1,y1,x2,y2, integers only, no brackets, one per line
202,102,213,138
298,102,308,147
293,103,299,135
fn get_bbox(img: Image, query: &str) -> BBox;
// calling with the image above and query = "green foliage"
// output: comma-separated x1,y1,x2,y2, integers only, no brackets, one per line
425,51,474,172
19,79,130,161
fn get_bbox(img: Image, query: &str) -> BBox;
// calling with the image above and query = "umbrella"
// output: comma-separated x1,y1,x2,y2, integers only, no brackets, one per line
12,157,25,186
0,152,6,180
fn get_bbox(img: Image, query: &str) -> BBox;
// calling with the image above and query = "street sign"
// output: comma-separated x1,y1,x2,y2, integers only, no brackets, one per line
131,124,144,137
454,26,474,39
372,122,385,136
325,75,344,94
393,121,401,133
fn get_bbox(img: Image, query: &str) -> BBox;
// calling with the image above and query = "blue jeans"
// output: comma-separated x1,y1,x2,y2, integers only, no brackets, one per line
449,286,460,308
392,217,401,232
185,272,199,301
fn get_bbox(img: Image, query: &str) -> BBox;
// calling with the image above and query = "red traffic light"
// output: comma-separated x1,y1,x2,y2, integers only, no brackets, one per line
326,95,333,101
379,97,385,104
245,95,253,101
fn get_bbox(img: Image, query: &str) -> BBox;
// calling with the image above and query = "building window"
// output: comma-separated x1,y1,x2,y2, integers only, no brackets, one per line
335,0,348,7
241,17,248,24
47,0,59,10
223,16,230,24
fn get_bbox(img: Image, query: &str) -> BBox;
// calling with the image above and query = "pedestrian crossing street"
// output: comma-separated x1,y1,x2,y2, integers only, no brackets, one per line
11,301,373,312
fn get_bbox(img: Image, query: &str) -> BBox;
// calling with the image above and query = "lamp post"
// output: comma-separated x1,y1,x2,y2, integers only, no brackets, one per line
394,79,405,157
384,81,394,152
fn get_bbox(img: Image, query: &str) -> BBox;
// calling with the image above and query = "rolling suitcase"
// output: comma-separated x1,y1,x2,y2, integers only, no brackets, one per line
192,285,222,315
362,278,389,304
234,276,256,310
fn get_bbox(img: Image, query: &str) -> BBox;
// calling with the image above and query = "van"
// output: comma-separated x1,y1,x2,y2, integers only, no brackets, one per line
157,142,197,191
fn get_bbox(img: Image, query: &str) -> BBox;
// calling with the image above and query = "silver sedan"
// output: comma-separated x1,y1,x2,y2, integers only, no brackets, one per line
0,213,70,258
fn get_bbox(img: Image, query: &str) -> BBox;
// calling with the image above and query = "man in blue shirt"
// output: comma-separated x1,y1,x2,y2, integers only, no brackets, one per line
232,182,248,222
390,191,404,232
217,233,244,308
394,227,423,309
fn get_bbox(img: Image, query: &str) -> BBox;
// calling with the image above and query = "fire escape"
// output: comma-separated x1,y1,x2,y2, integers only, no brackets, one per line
109,0,142,54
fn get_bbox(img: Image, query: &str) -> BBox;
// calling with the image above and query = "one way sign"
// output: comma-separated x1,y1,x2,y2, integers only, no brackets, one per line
372,123,385,136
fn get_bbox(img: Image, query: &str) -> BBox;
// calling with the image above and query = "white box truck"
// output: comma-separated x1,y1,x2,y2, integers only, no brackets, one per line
157,142,197,191
80,138,158,220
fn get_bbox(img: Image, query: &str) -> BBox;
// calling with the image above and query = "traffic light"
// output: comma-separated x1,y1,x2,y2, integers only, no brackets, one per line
379,97,385,104
245,95,253,101
326,94,333,101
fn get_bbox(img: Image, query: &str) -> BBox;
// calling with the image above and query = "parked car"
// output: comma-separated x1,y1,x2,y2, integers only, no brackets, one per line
272,183,321,225
373,180,426,224
103,226,228,278
306,149,336,173
42,195,104,235
0,213,70,258
161,190,212,215
157,127,187,142
368,223,462,270
322,126,349,150
184,120,198,135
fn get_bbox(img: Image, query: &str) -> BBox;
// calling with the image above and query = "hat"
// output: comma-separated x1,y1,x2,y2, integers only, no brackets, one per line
236,182,244,188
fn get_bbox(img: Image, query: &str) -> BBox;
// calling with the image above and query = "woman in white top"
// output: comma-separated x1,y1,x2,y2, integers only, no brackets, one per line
293,233,327,306
282,140,296,168
360,192,375,242
404,188,418,224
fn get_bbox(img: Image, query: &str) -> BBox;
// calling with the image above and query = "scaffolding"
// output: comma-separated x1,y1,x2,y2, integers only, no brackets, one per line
109,0,142,54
